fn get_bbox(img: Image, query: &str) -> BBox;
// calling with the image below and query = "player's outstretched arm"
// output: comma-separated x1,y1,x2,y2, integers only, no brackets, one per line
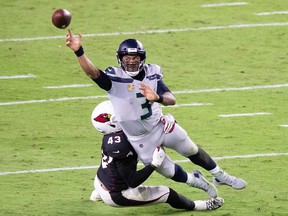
66,29,100,80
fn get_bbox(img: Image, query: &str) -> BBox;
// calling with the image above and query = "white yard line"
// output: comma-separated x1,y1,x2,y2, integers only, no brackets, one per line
1,152,287,176
43,84,93,89
201,2,249,8
0,74,36,79
218,112,272,117
163,103,212,107
1,22,288,42
0,95,108,106
256,11,288,16
279,125,288,127
1,83,287,106
173,83,288,94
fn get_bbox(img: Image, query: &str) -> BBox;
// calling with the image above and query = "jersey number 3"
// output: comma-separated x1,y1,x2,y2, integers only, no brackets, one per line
136,93,152,120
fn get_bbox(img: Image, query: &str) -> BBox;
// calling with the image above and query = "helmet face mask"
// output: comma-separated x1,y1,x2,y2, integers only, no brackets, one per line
121,55,142,76
116,39,146,77
91,101,122,135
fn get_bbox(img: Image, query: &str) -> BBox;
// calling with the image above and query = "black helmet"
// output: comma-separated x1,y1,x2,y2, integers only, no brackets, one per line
116,39,146,76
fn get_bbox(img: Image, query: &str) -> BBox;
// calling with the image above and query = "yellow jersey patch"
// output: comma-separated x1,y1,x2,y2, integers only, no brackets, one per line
127,84,134,91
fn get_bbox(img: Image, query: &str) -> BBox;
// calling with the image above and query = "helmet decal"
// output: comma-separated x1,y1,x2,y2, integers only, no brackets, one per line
91,101,122,134
94,113,111,123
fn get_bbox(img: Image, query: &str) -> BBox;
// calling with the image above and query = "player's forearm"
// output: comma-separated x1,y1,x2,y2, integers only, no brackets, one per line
125,164,155,188
157,92,176,106
77,54,100,79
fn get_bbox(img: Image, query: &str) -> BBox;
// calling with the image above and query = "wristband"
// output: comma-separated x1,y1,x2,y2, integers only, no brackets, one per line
155,94,163,103
74,46,84,57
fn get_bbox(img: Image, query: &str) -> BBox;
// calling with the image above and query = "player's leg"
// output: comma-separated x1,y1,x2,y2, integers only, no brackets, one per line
119,185,223,211
119,185,222,210
127,124,164,165
193,197,224,210
165,188,195,210
93,176,119,206
164,124,247,189
90,189,102,201
90,175,102,201
188,147,247,189
115,185,170,206
155,154,218,198
167,188,224,211
128,125,217,197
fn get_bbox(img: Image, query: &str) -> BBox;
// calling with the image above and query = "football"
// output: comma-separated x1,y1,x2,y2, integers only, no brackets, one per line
51,9,72,29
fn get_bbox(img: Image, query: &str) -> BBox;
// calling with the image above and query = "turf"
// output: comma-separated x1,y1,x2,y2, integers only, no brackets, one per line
0,0,288,215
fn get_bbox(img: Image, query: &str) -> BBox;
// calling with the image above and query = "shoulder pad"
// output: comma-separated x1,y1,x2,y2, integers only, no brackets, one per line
102,132,135,159
104,66,116,75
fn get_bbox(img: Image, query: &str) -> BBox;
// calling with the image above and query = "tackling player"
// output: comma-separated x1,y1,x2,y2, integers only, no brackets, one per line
66,31,247,195
89,100,224,211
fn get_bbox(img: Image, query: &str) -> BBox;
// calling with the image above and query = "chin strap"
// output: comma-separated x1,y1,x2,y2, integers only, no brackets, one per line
125,70,140,77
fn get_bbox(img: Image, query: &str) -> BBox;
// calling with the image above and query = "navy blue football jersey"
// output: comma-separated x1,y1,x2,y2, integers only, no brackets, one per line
97,131,138,192
97,131,155,192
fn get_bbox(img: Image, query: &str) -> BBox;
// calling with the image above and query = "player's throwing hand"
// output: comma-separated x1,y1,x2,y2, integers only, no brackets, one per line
66,29,82,52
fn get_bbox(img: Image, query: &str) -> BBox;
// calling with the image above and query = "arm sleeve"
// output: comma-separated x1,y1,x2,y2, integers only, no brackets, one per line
91,70,112,91
116,158,155,188
157,80,172,95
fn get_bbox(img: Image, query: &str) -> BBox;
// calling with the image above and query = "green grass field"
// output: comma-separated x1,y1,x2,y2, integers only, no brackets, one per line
1,0,288,215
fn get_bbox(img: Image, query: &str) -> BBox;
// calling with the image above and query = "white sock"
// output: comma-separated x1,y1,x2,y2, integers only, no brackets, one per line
194,200,208,210
186,173,194,185
210,165,221,175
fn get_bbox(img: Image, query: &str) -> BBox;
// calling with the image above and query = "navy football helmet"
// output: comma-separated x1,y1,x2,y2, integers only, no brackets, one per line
116,39,146,77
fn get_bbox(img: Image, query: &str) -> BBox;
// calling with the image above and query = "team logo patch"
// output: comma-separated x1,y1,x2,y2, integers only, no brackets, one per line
127,84,134,91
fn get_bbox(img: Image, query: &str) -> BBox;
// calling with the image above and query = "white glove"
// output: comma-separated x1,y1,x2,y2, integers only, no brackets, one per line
151,146,166,168
161,114,176,134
